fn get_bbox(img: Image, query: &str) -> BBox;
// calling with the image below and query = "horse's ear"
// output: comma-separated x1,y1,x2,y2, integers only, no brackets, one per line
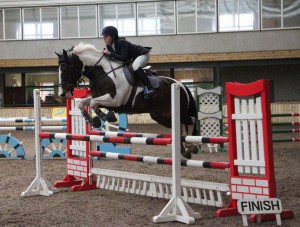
63,49,69,63
55,52,61,58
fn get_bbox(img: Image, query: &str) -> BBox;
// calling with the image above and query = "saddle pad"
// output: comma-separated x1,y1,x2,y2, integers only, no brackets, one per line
123,66,135,86
123,66,159,89
148,76,159,89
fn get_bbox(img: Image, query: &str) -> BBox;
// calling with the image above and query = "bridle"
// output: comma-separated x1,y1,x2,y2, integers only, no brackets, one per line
59,53,128,92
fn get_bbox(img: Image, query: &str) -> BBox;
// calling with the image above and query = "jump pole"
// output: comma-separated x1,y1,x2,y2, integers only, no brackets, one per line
89,150,230,169
21,89,59,197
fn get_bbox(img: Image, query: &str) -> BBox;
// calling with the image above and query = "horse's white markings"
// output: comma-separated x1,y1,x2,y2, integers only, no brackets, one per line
90,94,117,109
71,43,133,107
78,97,93,110
58,66,63,97
131,87,144,107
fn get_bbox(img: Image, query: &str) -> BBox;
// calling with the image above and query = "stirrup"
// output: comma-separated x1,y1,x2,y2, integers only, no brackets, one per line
144,86,154,99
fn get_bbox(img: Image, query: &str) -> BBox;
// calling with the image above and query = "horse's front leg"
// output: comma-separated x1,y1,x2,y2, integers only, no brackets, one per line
90,94,118,123
78,97,102,128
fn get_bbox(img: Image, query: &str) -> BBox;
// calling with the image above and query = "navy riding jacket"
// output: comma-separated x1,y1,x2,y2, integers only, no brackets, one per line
106,38,150,62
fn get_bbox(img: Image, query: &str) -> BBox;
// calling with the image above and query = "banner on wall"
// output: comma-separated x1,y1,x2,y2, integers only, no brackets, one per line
52,107,66,117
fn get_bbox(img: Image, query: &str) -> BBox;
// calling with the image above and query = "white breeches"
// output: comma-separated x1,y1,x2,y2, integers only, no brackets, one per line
132,53,150,71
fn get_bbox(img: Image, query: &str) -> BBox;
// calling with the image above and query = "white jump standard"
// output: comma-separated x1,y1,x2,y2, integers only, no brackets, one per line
21,89,59,197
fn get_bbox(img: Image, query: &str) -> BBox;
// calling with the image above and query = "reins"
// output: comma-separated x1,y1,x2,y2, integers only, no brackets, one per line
84,55,128,88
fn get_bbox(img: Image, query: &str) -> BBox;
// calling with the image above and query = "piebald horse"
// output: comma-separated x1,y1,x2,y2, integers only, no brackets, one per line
57,43,198,158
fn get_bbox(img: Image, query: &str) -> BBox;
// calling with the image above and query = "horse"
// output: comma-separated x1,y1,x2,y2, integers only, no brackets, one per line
56,43,198,159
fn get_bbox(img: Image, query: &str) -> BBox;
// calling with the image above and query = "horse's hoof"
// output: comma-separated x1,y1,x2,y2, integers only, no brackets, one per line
190,145,198,154
92,116,102,128
98,112,108,122
182,152,192,159
107,111,117,123
185,143,198,154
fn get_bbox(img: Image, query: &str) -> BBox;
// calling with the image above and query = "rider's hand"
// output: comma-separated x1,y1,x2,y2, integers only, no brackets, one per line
103,49,111,56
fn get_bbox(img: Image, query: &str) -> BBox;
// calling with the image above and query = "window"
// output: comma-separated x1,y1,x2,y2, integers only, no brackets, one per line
138,1,175,35
99,3,136,36
261,0,281,29
283,0,300,28
197,0,217,33
262,0,300,29
219,0,259,31
61,5,97,38
0,9,22,40
5,73,22,87
178,0,216,34
40,82,55,103
79,5,97,37
178,0,197,33
23,7,59,39
25,72,63,105
0,10,3,39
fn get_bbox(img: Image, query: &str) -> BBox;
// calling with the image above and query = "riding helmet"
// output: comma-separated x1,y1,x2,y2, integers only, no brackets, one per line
102,26,119,38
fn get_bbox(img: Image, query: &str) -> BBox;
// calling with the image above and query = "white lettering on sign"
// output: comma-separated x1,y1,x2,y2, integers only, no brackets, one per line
237,198,282,214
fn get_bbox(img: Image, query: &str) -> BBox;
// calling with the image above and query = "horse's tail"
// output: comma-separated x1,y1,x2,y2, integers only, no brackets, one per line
183,84,199,136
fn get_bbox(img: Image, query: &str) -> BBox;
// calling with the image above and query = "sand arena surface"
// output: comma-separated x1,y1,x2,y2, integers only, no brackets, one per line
0,124,299,226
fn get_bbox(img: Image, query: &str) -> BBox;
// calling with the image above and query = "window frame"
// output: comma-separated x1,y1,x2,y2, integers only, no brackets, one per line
22,7,59,40
0,8,22,41
177,0,217,35
98,3,137,37
60,5,98,39
261,0,300,30
218,0,260,32
137,1,176,36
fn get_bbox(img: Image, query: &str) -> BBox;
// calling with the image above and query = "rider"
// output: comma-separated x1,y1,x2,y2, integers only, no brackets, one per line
101,26,154,99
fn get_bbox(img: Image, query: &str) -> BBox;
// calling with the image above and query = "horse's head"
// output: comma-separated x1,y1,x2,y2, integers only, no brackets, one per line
56,48,83,98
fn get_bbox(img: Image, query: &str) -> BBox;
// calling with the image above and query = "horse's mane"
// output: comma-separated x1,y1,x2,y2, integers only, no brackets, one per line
72,42,102,55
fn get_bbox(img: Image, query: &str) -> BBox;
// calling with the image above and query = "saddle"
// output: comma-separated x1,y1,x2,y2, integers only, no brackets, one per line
123,65,160,89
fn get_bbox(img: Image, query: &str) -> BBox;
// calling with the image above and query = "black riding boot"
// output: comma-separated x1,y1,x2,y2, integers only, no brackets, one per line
135,67,154,99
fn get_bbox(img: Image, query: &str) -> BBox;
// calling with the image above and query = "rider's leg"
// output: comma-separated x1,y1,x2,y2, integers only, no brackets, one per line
132,54,154,99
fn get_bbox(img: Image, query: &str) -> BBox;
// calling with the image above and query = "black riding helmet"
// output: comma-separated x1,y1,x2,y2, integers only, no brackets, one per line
102,26,119,38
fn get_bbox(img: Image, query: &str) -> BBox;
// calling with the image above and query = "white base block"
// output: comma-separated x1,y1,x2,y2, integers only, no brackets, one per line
153,196,201,224
21,176,59,197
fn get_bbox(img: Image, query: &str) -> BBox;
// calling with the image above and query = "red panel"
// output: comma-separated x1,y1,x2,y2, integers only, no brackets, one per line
217,80,279,218
73,88,91,98
226,80,266,97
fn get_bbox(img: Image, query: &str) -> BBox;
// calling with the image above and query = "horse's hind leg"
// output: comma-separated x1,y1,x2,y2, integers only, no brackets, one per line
181,117,198,159
150,112,196,159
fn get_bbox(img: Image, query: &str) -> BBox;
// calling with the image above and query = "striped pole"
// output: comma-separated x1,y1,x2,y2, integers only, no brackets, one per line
272,128,300,134
0,126,67,131
89,130,172,138
182,136,228,144
271,112,300,117
89,150,230,169
272,122,300,127
39,132,172,145
0,117,66,123
225,122,300,127
39,132,229,145
273,138,300,143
